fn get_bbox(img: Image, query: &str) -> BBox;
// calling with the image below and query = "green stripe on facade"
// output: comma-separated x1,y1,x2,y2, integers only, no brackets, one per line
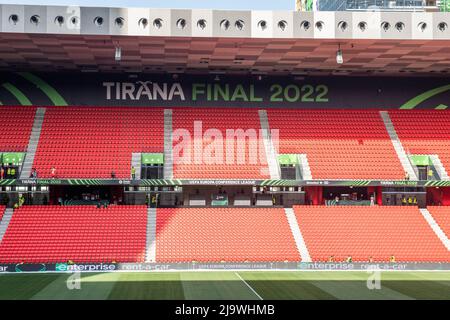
2,83,32,105
400,84,450,109
17,72,68,106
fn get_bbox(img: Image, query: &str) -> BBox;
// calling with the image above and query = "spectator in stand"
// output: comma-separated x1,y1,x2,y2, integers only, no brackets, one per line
131,166,136,179
368,256,374,263
346,256,353,263
389,255,396,263
30,168,38,179
111,171,116,179
51,167,57,179
328,255,335,263
404,171,410,181
0,166,4,180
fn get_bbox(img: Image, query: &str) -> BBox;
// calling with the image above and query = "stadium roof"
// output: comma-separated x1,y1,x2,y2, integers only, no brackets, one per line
1,5,450,76
1,35,450,76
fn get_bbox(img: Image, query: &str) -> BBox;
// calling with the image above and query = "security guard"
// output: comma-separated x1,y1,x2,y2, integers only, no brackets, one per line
428,168,434,180
151,194,157,208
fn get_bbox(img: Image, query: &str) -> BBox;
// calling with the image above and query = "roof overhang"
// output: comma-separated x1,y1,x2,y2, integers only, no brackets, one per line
1,5,450,76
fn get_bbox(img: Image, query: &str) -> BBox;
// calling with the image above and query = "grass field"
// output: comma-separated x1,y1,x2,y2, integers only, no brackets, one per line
0,271,449,300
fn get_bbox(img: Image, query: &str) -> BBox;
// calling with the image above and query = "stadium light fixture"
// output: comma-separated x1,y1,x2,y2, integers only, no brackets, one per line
115,46,121,61
336,44,343,64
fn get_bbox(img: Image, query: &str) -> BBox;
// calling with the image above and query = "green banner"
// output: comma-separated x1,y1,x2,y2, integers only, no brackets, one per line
410,155,430,166
278,154,298,165
142,153,164,165
1,153,24,165
3,178,450,187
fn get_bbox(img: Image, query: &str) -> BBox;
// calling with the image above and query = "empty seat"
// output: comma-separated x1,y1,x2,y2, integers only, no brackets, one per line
428,206,450,239
294,205,450,262
155,207,299,262
172,108,270,179
32,107,164,178
389,110,450,176
267,109,404,180
0,106,36,152
0,205,147,263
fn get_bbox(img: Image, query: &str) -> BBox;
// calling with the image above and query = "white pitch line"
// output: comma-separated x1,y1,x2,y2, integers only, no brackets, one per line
234,272,263,301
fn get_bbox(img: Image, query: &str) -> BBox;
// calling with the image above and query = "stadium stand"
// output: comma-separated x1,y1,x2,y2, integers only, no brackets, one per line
0,106,36,152
32,107,164,178
427,206,450,239
389,110,450,176
0,205,5,222
0,205,147,263
267,109,405,180
172,108,269,179
294,205,450,262
155,208,299,262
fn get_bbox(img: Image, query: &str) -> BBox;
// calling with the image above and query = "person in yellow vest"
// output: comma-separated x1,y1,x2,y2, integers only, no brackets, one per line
402,197,407,206
428,168,434,180
408,197,413,205
413,197,418,205
18,195,25,207
131,166,136,179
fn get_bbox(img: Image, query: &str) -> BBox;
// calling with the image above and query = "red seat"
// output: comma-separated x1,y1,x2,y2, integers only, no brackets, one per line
0,106,36,152
294,205,450,262
267,109,405,180
32,107,164,179
172,108,270,179
428,206,450,239
389,110,450,176
155,207,299,262
0,205,147,263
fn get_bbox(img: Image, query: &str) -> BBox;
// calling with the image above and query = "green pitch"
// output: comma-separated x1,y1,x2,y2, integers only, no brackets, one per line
0,271,449,300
